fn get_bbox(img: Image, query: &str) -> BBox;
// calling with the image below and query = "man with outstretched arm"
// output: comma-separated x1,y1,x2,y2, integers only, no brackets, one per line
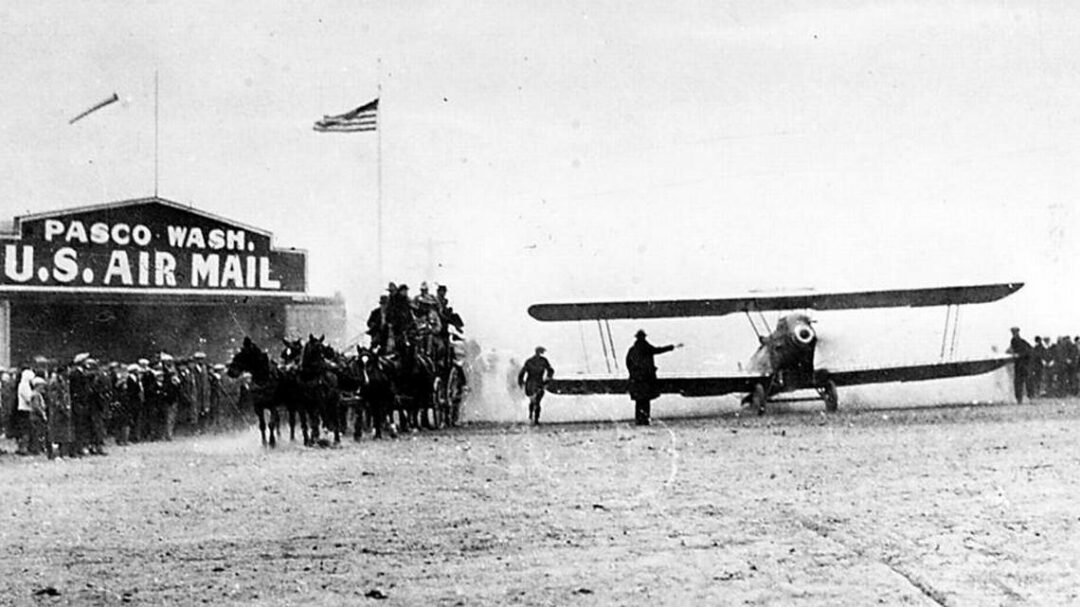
626,330,683,426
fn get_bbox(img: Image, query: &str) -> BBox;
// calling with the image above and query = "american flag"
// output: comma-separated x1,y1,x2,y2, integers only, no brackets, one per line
313,98,378,132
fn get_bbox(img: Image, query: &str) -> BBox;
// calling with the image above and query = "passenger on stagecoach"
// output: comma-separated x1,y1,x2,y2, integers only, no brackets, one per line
414,281,438,308
387,283,414,353
433,285,465,340
436,283,449,312
367,294,390,350
415,294,444,356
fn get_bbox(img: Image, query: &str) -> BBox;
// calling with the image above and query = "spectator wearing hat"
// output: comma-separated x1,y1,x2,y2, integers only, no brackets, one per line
84,358,110,455
174,357,197,430
45,364,74,458
208,363,226,429
27,376,48,455
191,352,210,431
158,354,182,440
1008,327,1033,403
626,330,683,426
68,354,92,455
518,346,554,425
112,364,142,446
1032,336,1048,397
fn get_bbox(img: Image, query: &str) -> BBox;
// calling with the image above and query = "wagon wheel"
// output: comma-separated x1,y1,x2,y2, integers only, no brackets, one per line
431,376,447,429
447,365,465,426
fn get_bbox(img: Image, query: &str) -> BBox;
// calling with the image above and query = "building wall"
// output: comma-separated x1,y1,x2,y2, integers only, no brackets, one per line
285,301,347,348
10,301,286,366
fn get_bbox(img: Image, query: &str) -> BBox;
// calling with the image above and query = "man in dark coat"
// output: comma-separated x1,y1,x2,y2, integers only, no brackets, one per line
517,347,554,424
1032,336,1047,397
626,330,682,426
386,284,415,354
190,352,211,430
366,295,390,351
1008,327,1033,403
46,365,74,458
68,354,91,455
85,359,111,455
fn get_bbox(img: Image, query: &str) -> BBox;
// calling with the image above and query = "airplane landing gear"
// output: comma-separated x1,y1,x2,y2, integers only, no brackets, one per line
751,383,767,416
820,380,839,413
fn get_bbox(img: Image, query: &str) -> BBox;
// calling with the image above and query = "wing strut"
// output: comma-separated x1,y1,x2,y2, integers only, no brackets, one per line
604,319,619,371
577,322,591,373
596,320,613,373
743,308,772,342
939,304,962,360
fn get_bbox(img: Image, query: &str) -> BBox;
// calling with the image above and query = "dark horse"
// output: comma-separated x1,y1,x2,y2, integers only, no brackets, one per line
279,338,314,445
296,334,347,446
389,343,439,432
227,337,283,447
352,346,396,439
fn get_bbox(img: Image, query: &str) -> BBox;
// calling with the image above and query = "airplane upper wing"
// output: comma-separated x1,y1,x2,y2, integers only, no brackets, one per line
822,356,1015,387
528,282,1023,321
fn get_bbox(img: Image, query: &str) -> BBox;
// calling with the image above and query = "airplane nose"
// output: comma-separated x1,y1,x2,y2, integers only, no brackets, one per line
793,324,816,346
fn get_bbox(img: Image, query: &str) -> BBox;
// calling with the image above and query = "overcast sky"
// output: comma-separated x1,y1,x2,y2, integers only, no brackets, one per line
1,1,1076,372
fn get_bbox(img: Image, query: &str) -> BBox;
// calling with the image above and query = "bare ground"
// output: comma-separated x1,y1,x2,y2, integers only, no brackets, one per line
2,399,1080,606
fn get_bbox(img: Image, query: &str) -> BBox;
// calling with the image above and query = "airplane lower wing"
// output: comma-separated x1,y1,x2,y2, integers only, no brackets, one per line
546,356,1015,398
822,356,1015,387
546,375,767,397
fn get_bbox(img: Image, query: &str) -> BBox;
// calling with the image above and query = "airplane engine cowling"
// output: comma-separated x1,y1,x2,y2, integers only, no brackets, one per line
792,322,816,347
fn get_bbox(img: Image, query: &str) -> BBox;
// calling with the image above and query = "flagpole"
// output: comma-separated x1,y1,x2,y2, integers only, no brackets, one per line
154,70,160,197
376,60,383,286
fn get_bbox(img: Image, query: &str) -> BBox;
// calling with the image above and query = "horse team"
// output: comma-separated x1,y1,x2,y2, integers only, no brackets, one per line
227,334,466,447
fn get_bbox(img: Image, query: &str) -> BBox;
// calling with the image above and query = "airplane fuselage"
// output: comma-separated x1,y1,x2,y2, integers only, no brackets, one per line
748,313,818,394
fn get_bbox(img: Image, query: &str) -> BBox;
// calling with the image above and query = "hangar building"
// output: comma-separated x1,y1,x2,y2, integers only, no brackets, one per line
0,196,345,366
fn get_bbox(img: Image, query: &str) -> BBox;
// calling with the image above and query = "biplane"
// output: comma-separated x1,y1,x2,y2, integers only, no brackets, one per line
527,282,1023,414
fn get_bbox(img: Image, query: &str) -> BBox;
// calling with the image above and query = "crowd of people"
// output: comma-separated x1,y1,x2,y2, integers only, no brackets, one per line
1008,327,1080,402
1,351,249,458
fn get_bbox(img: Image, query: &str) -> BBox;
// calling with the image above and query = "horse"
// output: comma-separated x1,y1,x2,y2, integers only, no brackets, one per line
278,338,319,445
297,334,346,446
388,342,439,433
226,337,283,447
352,346,397,439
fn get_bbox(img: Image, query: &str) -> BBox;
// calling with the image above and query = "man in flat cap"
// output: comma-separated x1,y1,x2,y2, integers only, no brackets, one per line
518,346,554,425
626,329,683,426
84,358,111,455
158,353,180,440
190,352,210,431
68,354,92,455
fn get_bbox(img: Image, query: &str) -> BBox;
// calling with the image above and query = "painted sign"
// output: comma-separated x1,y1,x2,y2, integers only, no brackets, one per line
0,198,306,292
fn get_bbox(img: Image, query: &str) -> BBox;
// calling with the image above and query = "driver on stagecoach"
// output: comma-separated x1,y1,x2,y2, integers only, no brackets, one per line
386,283,414,354
367,294,390,351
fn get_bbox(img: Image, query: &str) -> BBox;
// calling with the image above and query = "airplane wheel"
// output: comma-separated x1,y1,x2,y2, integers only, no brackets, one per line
823,380,839,413
751,383,767,416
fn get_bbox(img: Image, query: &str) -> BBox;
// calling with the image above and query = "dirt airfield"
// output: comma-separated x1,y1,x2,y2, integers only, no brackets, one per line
2,397,1080,606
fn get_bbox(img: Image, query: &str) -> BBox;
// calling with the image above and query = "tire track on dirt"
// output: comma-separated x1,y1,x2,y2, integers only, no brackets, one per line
796,516,951,606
